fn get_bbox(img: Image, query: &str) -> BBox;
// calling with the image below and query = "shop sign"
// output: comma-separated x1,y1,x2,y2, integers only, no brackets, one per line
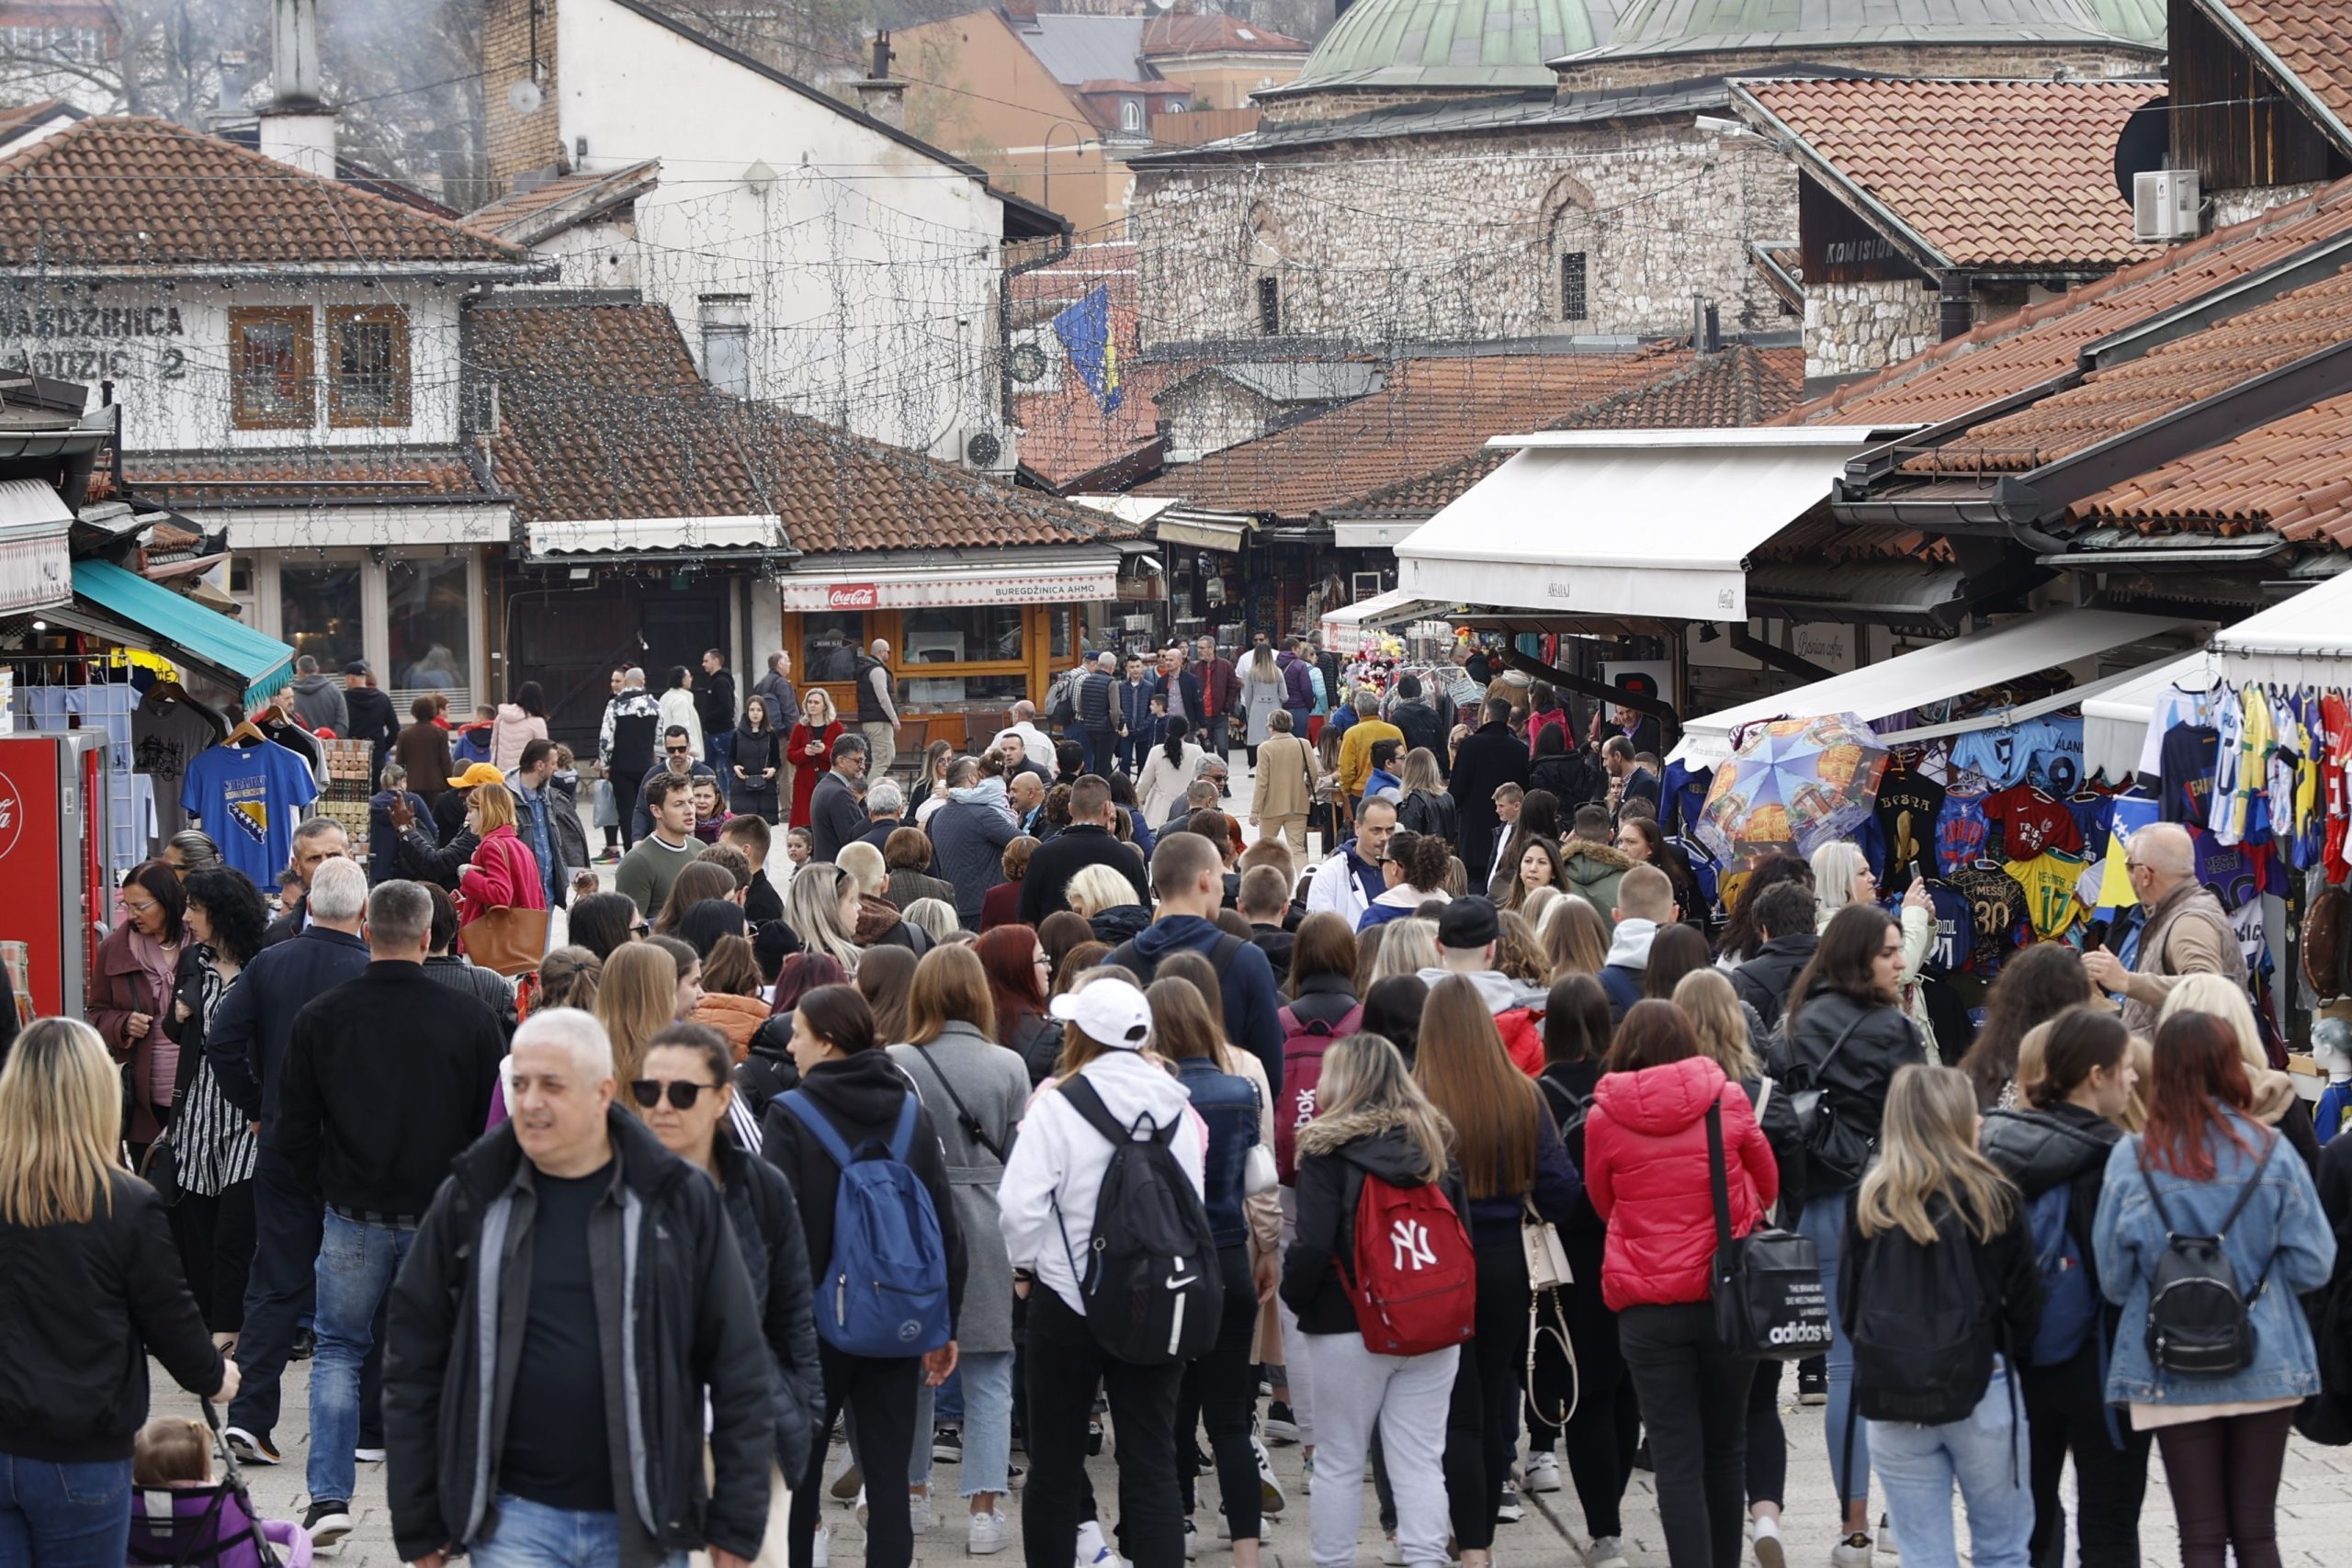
828,582,879,610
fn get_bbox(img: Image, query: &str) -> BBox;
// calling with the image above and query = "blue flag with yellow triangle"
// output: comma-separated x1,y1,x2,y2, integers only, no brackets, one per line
1051,284,1121,413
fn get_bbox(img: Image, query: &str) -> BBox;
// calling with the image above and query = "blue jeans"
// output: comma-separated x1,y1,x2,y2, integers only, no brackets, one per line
472,1494,690,1568
1799,1189,1869,1511
911,1350,1015,1497
1870,1365,2031,1568
707,730,736,804
0,1453,131,1567
308,1209,414,1506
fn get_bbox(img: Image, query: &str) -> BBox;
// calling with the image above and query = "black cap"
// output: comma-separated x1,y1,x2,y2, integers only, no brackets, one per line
343,660,370,676
1438,895,1499,950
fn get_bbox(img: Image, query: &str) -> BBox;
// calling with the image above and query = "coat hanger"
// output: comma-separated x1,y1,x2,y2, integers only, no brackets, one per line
223,716,269,747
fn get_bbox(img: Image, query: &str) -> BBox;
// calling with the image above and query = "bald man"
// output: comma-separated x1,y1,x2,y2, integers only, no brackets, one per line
2083,820,2248,1036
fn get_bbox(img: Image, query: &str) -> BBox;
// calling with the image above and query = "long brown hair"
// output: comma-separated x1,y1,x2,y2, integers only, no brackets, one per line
856,944,918,1044
1958,943,2092,1108
1544,895,1609,978
2141,1011,2256,1179
907,944,997,1045
1414,975,1540,1198
975,923,1048,1047
1287,911,1358,998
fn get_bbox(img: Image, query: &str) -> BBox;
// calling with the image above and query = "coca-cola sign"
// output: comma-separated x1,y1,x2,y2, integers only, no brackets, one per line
827,582,878,610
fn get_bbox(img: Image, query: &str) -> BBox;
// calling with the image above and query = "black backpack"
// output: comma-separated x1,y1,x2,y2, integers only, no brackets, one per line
1846,1207,1995,1427
1051,1075,1225,1366
2141,1131,2278,1378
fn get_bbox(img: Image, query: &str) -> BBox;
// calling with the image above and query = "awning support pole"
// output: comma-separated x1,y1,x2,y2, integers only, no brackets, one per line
1728,625,1838,683
1497,648,1679,728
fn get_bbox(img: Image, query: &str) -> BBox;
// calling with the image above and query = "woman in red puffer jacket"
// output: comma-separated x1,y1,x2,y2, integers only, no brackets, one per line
1583,999,1777,1568
455,781,546,954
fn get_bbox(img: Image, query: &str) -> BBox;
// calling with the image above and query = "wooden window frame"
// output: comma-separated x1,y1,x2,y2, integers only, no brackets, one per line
327,304,412,428
230,306,314,431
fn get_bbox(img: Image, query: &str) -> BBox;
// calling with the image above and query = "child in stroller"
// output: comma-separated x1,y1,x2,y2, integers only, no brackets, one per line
128,1411,313,1567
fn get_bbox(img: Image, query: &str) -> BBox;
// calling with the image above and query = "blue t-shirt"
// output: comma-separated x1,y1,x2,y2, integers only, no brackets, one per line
181,740,320,886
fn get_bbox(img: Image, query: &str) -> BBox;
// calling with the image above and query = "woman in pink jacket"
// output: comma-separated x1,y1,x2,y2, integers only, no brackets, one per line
489,682,550,773
456,782,546,945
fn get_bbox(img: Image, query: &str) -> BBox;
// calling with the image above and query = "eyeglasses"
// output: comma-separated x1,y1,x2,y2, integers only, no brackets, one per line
1033,954,1052,968
629,1079,719,1111
666,745,691,755
630,921,652,936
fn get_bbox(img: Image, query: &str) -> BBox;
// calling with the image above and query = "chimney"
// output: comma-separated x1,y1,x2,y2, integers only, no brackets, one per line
1938,275,1973,341
854,31,907,128
257,0,335,177
1690,294,1721,354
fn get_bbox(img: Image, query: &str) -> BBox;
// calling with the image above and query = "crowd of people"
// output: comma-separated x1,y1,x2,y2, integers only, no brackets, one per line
4,632,2352,1568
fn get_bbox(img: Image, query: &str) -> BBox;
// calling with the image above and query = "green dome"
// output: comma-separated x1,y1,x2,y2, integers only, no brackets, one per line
1278,0,1623,94
1568,0,2163,62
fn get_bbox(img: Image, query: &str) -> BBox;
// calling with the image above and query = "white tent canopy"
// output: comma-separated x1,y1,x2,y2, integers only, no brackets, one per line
1394,427,1894,623
1669,608,2191,769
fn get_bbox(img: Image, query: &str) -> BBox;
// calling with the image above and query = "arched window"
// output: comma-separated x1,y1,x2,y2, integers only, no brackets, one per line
1120,98,1142,132
1540,174,1600,325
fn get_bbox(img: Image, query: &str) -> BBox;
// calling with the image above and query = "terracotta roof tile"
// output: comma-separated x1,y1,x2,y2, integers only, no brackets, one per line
1905,263,2352,474
1736,78,2160,269
1336,344,1806,516
1785,175,2352,429
123,449,483,504
1140,13,1308,54
1012,245,1166,489
1135,344,1698,518
471,295,1133,553
2071,389,2352,545
0,117,526,269
2202,0,2352,142
466,162,659,236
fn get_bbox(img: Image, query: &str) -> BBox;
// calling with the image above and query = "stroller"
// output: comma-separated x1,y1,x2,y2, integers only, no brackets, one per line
126,1402,312,1568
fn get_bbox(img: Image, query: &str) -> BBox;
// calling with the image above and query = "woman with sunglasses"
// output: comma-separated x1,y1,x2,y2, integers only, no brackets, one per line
629,1020,822,1568
762,986,965,1568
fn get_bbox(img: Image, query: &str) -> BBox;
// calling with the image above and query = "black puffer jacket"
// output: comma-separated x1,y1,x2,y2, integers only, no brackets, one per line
1529,751,1602,809
1731,933,1817,1033
1781,988,1926,1199
384,1111,773,1566
712,1128,824,1484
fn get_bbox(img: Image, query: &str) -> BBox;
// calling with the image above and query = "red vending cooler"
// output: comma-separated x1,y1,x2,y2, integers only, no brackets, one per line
0,731,111,1021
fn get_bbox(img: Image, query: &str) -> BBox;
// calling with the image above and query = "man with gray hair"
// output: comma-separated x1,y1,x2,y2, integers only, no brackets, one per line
274,878,505,1545
992,699,1056,774
2084,819,2248,1035
211,855,375,1468
386,1009,774,1568
599,664,662,853
855,775,909,853
260,815,352,948
1076,649,1119,774
854,637,900,776
287,652,350,734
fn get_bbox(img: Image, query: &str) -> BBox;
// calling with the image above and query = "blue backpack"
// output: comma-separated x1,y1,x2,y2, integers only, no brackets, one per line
2024,1180,2098,1367
779,1091,952,1358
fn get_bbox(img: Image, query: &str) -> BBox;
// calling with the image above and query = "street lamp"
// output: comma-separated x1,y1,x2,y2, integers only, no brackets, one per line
1042,120,1087,217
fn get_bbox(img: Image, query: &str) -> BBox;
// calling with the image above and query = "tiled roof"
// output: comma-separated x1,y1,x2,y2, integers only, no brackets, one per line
0,100,72,141
121,450,485,505
471,293,1133,552
1012,243,1175,491
2069,391,2352,545
1141,13,1308,54
1735,78,2160,269
0,117,528,269
465,161,659,238
1135,343,1707,518
1904,265,2352,474
2196,0,2352,146
1786,176,2352,429
1334,344,1805,516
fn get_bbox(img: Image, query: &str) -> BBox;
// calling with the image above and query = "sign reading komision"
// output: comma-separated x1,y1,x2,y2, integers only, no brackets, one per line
827,583,879,610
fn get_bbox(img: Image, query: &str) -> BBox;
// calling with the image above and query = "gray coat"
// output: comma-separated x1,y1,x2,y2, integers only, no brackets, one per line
888,1023,1029,1353
1240,664,1287,747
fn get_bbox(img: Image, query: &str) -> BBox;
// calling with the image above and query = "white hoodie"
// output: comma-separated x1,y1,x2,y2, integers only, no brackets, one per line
998,1049,1206,1316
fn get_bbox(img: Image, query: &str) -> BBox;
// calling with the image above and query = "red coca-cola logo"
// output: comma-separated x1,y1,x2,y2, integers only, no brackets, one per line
828,582,878,610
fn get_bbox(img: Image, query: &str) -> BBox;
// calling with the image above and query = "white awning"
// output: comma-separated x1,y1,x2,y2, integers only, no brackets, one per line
527,515,783,556
1318,587,1449,645
1395,427,1894,622
1669,608,2191,769
1156,517,1249,551
0,477,74,613
231,502,515,550
775,559,1117,611
1332,520,1420,549
0,476,74,539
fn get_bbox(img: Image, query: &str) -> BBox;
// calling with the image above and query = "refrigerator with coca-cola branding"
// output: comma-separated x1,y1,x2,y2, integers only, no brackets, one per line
0,731,109,1021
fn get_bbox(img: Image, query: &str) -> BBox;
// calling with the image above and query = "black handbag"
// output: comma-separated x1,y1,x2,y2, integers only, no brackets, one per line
1706,1100,1830,1359
140,1124,185,1206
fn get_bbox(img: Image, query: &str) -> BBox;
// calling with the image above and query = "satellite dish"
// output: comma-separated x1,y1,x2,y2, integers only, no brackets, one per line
508,78,545,117
2113,93,2169,203
1147,0,1176,12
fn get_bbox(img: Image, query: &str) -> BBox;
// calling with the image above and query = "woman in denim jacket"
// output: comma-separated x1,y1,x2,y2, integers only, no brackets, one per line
2092,1010,2336,1568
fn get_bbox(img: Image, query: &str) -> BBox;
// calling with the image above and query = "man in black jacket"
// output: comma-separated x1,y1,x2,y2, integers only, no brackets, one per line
1020,773,1149,924
422,885,520,1038
1076,649,1119,776
1730,882,1820,1032
1448,698,1532,888
699,649,739,806
1387,674,1447,775
209,856,374,1467
275,880,505,1545
808,734,870,863
343,661,399,780
385,1008,774,1568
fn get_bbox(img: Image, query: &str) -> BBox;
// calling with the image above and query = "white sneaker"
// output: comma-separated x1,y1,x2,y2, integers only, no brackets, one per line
1496,1481,1523,1524
1184,1517,1200,1561
352,1447,386,1464
1299,1452,1315,1495
969,1509,1010,1556
813,1525,831,1568
1523,1451,1561,1494
1829,1531,1875,1568
1076,1519,1114,1568
854,1491,932,1532
1586,1537,1630,1568
1383,1534,1406,1566
1878,1516,1898,1558
1749,1514,1784,1568
1252,1434,1287,1515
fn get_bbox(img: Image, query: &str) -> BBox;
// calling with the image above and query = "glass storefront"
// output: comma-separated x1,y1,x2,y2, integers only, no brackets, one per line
804,613,865,682
277,564,364,672
387,556,471,694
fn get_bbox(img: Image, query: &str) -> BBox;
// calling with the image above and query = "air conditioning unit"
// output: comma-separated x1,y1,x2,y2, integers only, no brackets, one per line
2133,169,2201,243
961,428,1014,473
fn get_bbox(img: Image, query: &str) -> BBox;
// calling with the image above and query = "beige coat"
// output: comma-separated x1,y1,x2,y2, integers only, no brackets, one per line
1251,732,1319,820
2119,881,2246,1038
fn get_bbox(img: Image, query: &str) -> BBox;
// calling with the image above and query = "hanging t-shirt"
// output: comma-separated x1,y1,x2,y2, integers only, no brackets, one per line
1947,860,2030,967
2063,791,2117,852
2137,683,2217,784
1951,728,2035,791
180,740,319,886
1922,883,1975,974
1982,784,2084,860
2022,718,2086,795
133,695,220,844
2325,694,2352,885
1875,768,1947,886
1938,791,1991,873
2159,725,2221,825
2004,849,2088,942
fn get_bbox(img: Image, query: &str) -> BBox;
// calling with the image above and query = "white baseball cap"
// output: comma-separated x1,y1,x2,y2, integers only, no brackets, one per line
1048,976,1152,1050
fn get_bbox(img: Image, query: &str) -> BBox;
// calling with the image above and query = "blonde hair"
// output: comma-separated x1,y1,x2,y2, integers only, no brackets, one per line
0,1018,120,1226
837,840,887,897
802,688,837,728
1544,895,1610,979
134,1416,211,1485
1854,1064,2015,1245
1369,918,1439,984
784,863,864,972
1809,842,1869,917
1068,863,1143,917
1674,967,1760,1081
2157,974,2267,1076
1317,1032,1452,1182
469,781,517,833
595,942,678,1085
1519,885,1561,934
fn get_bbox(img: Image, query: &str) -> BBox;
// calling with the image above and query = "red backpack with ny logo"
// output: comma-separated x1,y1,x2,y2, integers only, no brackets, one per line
1345,1168,1477,1356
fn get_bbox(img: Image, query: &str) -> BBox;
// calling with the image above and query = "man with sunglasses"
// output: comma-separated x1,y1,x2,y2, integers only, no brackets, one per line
632,724,718,843
272,878,504,1547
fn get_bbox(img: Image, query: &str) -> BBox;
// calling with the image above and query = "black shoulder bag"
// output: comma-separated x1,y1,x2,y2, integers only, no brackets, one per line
1706,1099,1831,1359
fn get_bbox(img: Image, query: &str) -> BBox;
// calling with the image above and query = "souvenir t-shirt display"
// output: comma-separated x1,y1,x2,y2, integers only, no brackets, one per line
1938,791,1991,874
1875,767,1946,886
133,694,221,841
1946,860,2030,970
181,739,320,886
1981,784,2084,860
2004,850,2088,942
2159,725,2221,825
